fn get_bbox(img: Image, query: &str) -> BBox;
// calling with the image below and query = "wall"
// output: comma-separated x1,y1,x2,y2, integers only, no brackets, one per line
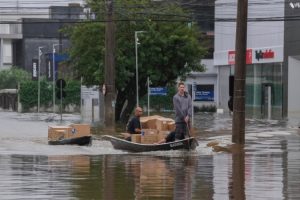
217,65,231,111
288,56,300,117
284,0,300,117
214,0,284,66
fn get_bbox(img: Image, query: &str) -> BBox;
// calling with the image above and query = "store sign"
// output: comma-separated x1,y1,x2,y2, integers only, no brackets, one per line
290,2,300,8
194,85,214,101
228,49,252,65
32,59,38,81
255,49,275,61
150,87,167,96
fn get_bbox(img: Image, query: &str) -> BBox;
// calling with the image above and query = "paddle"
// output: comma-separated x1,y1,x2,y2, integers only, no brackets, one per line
186,121,191,150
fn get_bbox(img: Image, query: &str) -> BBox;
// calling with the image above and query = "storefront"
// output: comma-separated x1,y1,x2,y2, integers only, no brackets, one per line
214,0,286,119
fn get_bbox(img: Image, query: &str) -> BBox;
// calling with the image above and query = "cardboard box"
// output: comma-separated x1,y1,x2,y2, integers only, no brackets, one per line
69,124,91,138
48,126,71,141
158,131,170,141
156,120,169,131
167,121,176,131
141,129,158,144
131,134,141,143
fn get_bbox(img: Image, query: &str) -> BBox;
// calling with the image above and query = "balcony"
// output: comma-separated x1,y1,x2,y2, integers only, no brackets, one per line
0,24,22,39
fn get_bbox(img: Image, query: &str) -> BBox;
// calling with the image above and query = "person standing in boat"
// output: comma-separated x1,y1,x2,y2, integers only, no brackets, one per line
173,82,192,140
125,106,143,141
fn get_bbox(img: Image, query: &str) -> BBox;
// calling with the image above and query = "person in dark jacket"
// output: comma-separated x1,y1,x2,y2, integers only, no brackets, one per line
125,106,143,141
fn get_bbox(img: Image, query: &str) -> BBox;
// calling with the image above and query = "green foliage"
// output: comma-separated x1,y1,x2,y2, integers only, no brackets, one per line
140,85,176,111
63,80,81,105
19,79,80,111
0,67,30,89
65,0,208,120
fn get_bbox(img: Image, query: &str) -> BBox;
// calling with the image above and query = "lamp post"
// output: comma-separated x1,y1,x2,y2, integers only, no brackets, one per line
52,43,62,113
37,46,44,113
135,31,145,106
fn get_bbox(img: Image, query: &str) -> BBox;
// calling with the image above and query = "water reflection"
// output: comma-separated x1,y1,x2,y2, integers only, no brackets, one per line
2,112,300,199
229,146,245,200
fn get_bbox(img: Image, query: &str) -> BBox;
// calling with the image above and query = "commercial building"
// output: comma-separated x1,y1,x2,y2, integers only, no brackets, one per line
214,0,300,119
0,0,84,70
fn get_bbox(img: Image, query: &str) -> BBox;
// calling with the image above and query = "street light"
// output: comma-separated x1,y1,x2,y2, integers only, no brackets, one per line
135,31,146,106
38,46,44,113
52,43,62,113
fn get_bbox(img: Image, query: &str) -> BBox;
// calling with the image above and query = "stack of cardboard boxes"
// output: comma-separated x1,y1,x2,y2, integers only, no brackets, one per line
48,124,91,141
131,115,175,144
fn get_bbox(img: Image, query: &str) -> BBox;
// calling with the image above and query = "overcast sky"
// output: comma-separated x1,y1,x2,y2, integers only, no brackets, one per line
0,0,86,20
0,0,85,7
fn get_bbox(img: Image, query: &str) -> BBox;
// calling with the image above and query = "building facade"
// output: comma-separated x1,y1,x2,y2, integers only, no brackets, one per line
0,0,84,70
214,0,300,119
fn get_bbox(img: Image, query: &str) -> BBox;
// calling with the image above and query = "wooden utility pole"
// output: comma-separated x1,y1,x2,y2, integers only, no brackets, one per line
232,0,248,144
104,0,116,127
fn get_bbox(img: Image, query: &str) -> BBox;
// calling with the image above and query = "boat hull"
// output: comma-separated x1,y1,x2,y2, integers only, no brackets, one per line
48,136,92,146
103,135,198,152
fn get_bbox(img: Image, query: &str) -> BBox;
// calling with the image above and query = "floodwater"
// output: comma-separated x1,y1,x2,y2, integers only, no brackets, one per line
1,111,300,200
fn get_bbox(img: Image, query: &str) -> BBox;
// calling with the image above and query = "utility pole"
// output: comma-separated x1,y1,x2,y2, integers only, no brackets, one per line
104,0,116,127
37,46,44,114
232,0,248,144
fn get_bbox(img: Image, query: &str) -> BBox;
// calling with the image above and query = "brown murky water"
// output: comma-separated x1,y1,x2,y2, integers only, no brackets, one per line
1,112,300,199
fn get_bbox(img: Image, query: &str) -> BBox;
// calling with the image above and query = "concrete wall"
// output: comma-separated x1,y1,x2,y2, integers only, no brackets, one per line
288,56,300,116
214,0,284,66
22,38,70,73
217,65,231,111
284,0,300,117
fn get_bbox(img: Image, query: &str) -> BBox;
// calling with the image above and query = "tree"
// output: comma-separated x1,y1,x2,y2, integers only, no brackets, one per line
65,0,207,122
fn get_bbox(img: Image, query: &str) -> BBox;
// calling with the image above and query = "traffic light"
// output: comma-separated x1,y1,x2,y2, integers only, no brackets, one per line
56,79,66,100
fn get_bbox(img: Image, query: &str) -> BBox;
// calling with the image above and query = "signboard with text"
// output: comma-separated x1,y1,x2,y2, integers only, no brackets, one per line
194,85,214,101
150,87,167,96
32,59,38,81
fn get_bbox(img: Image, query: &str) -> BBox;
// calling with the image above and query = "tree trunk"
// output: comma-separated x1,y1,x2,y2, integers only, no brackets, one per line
119,94,136,123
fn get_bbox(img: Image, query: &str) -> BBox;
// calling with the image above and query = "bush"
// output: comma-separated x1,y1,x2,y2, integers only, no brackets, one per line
19,79,81,111
0,67,30,89
194,105,216,113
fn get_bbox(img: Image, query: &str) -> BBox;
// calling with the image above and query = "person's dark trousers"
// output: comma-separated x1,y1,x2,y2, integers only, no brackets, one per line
175,123,187,140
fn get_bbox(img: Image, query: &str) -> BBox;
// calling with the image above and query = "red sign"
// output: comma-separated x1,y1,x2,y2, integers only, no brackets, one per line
255,49,275,61
228,49,252,65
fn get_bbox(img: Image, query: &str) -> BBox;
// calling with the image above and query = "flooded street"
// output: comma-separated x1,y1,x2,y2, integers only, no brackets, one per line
1,111,300,199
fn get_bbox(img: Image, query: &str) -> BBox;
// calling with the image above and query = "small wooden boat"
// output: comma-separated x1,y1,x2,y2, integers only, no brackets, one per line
102,135,198,152
48,136,92,146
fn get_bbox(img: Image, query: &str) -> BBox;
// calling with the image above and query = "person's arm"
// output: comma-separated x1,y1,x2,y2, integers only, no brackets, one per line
133,118,141,133
183,94,193,123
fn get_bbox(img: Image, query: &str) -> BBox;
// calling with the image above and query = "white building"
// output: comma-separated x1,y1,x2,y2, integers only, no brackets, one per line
214,0,300,119
0,0,84,69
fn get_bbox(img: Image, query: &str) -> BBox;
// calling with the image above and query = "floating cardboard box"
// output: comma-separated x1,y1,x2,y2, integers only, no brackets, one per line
48,124,91,141
69,124,91,138
48,126,71,141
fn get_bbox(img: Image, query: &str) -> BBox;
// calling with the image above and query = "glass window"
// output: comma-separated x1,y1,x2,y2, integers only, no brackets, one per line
245,63,283,119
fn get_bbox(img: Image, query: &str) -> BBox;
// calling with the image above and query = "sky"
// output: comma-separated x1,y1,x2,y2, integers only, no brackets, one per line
0,0,85,7
0,0,85,20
